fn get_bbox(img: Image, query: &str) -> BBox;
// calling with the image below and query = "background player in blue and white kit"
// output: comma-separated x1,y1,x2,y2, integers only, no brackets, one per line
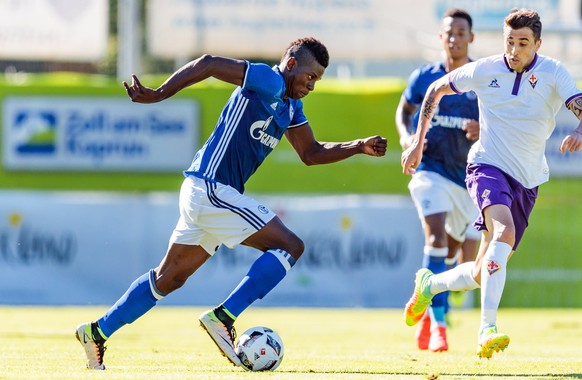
402,9,582,359
395,8,480,352
75,37,387,370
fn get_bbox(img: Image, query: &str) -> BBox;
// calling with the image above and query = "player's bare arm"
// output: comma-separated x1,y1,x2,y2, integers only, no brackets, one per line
285,124,387,165
395,96,419,149
560,96,582,153
401,76,455,175
123,55,246,103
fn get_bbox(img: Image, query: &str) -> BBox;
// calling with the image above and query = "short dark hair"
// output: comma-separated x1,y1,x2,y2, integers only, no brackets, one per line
443,8,473,30
283,37,329,68
505,8,542,41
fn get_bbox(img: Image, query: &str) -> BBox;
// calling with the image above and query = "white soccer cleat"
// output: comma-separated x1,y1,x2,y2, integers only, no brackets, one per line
75,323,106,370
199,310,242,367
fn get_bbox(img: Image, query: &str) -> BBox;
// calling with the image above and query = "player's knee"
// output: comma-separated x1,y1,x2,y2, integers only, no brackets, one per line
285,236,304,260
155,273,189,294
492,226,515,247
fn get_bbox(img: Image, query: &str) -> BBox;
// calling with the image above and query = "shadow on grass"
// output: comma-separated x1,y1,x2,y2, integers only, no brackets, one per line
278,370,582,378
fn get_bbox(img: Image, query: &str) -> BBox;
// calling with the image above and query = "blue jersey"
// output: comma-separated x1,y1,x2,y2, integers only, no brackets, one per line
185,62,307,193
404,62,479,187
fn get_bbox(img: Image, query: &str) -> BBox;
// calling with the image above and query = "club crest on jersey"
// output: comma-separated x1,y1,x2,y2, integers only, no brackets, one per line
488,78,500,88
528,73,538,88
486,260,501,275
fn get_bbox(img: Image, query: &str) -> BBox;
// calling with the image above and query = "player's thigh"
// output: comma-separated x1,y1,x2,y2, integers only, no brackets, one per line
446,184,480,242
242,216,303,258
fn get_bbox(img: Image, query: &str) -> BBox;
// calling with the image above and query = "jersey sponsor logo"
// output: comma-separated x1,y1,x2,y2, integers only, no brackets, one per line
528,73,538,88
431,113,473,130
486,259,501,275
249,116,280,148
270,102,277,110
289,104,295,120
488,78,500,88
481,189,491,201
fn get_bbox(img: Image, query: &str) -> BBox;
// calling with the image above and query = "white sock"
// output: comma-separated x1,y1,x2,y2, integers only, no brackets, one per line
429,261,480,294
480,241,512,329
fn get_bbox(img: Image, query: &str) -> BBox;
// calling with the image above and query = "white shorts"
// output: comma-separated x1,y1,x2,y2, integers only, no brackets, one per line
408,170,480,242
169,176,276,255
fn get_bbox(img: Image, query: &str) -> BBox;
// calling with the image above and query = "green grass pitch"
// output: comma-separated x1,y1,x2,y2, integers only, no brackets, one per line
1,306,581,379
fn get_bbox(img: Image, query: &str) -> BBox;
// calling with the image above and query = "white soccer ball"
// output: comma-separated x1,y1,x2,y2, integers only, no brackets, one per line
235,326,284,371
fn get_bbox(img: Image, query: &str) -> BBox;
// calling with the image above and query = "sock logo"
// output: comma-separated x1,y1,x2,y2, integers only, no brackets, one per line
486,260,501,275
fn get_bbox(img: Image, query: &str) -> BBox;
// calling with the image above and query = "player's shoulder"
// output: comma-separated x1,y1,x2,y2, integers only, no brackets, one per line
534,54,563,71
417,61,446,76
409,62,445,85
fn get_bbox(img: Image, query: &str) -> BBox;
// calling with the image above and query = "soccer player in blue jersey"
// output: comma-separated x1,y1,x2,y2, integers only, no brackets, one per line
402,9,582,358
395,8,480,352
75,37,387,370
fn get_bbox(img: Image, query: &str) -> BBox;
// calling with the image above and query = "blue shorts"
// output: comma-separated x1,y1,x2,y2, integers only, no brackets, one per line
465,163,538,250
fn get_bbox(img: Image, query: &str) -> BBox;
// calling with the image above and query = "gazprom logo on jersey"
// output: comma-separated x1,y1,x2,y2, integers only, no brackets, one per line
3,97,198,171
249,116,280,148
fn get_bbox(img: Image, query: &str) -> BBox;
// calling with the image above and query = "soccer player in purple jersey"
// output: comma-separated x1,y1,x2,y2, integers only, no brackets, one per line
402,9,582,359
395,8,480,352
75,37,387,370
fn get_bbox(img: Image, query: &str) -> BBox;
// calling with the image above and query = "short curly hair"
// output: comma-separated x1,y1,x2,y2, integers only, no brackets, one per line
283,37,329,68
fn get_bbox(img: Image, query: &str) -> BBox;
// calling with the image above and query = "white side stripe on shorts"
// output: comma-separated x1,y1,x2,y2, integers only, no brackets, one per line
205,181,266,231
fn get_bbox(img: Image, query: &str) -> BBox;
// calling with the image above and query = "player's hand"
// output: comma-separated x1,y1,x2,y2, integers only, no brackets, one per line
122,74,161,103
463,120,480,141
400,134,428,151
401,140,423,175
361,136,387,157
560,128,582,153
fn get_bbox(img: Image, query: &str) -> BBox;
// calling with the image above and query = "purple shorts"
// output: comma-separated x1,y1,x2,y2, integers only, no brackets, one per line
465,163,538,250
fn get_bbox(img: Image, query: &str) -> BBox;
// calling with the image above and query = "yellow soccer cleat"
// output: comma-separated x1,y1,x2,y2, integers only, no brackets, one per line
477,325,510,359
404,268,434,326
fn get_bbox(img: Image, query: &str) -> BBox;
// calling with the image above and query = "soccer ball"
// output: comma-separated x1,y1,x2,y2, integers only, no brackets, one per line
235,326,284,371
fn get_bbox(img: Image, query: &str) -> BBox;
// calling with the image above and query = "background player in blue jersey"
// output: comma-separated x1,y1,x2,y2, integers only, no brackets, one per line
395,8,480,352
403,9,582,359
75,37,387,370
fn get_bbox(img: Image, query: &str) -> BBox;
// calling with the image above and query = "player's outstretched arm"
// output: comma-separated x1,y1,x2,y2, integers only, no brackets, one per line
122,55,246,104
401,75,454,175
285,123,386,166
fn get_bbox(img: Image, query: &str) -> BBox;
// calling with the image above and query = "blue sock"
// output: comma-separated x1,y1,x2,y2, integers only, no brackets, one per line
423,247,447,315
98,269,165,338
444,256,458,315
429,305,446,327
222,249,295,318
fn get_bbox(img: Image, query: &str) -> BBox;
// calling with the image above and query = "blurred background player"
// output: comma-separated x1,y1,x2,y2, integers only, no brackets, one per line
402,9,582,358
75,37,387,370
395,8,480,352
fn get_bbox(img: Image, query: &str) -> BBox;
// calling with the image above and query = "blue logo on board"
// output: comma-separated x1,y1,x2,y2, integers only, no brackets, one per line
13,111,57,154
